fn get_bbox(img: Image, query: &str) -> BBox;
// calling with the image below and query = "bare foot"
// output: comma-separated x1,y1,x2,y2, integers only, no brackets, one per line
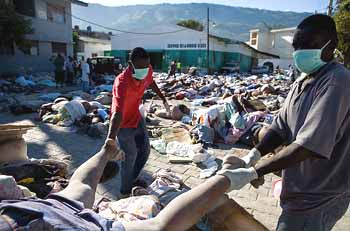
103,139,125,161
222,155,246,170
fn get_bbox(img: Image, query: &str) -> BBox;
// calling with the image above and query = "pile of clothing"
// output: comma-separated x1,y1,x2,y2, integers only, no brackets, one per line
96,169,187,222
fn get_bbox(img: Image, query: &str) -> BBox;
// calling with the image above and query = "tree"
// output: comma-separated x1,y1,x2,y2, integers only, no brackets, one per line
0,1,33,53
334,0,350,67
73,31,79,57
177,19,204,31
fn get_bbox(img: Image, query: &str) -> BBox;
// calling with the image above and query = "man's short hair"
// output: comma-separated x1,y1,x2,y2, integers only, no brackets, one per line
130,47,150,62
298,14,338,41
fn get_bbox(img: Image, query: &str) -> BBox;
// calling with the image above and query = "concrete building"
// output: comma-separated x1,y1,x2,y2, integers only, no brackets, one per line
248,27,296,69
108,25,278,73
73,26,112,61
0,0,88,74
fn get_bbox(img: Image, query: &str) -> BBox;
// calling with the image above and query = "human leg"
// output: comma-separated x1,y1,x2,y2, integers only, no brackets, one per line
67,72,73,85
118,128,138,195
81,81,89,92
133,120,151,180
57,141,121,209
55,71,59,88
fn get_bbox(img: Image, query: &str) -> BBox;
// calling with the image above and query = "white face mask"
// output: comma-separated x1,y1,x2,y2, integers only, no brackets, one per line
292,40,331,74
131,62,149,80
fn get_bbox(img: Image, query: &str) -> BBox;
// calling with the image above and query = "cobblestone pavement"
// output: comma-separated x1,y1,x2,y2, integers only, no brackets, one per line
1,112,349,230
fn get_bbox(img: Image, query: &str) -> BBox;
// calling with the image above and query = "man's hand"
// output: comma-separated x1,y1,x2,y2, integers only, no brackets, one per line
241,148,261,167
104,138,125,161
217,167,258,192
163,100,171,115
221,155,264,189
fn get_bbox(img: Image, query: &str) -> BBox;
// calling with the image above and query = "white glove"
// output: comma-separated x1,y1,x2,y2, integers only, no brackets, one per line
241,148,261,167
217,167,258,192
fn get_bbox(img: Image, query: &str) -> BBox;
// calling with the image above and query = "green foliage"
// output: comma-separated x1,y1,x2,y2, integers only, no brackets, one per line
177,19,204,31
0,1,33,53
334,0,350,67
73,31,79,57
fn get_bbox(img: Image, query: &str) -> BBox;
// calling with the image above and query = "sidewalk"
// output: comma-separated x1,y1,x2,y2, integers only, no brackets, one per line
0,112,348,230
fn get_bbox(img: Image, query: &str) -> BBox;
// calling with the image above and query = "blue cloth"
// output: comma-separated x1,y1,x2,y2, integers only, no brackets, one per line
246,83,260,90
0,194,125,230
191,124,215,144
276,195,350,231
118,119,150,194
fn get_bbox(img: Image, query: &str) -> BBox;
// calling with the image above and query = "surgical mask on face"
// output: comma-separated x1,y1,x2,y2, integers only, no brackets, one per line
131,62,149,80
293,40,331,75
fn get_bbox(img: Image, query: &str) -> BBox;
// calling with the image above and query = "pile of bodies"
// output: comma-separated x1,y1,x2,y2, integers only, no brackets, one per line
37,91,112,138
144,71,293,178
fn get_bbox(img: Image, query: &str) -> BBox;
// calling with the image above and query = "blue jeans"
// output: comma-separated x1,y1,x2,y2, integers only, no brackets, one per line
81,81,89,92
276,196,350,231
117,120,150,194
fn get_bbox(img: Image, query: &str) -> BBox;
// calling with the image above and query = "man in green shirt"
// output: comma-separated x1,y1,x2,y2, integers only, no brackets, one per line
54,54,65,88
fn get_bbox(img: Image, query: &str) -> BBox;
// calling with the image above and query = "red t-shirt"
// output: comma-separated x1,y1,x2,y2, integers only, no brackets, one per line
112,65,153,128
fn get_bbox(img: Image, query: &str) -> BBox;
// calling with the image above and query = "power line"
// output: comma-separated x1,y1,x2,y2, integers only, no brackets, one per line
71,14,188,35
45,1,188,35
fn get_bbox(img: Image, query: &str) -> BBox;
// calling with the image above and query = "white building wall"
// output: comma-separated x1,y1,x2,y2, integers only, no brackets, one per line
269,30,295,59
112,29,207,50
78,41,111,59
0,0,74,74
112,29,231,52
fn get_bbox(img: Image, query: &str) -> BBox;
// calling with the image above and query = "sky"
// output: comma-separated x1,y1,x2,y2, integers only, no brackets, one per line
82,0,328,13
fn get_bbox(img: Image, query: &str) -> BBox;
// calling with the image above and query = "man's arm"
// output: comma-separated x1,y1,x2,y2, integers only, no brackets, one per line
107,111,122,139
255,128,285,156
123,175,231,231
149,81,166,102
255,143,316,177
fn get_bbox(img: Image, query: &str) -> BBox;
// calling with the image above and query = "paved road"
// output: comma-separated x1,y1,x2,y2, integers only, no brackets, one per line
1,112,349,230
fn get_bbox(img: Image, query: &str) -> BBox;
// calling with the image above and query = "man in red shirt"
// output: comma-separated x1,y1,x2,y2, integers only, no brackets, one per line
107,47,170,196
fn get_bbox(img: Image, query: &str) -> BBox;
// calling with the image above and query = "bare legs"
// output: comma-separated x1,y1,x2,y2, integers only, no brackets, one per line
57,141,121,208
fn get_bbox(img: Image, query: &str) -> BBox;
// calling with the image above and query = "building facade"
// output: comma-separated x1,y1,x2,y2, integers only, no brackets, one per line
74,26,112,61
0,0,87,74
108,25,277,73
248,27,296,69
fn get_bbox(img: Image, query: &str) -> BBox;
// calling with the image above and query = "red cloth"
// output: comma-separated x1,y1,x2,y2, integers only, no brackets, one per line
175,92,185,100
112,66,153,128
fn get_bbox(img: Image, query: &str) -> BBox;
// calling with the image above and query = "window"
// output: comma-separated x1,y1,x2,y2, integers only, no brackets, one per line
251,32,258,46
47,4,65,24
23,41,39,56
14,0,35,17
52,42,67,56
252,32,258,39
0,41,14,56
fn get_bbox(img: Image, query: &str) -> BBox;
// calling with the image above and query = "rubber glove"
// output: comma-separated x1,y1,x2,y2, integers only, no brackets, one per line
217,167,258,192
241,148,261,167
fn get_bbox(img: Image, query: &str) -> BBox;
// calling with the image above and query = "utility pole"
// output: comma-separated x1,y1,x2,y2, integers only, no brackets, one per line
328,0,334,15
207,7,210,74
